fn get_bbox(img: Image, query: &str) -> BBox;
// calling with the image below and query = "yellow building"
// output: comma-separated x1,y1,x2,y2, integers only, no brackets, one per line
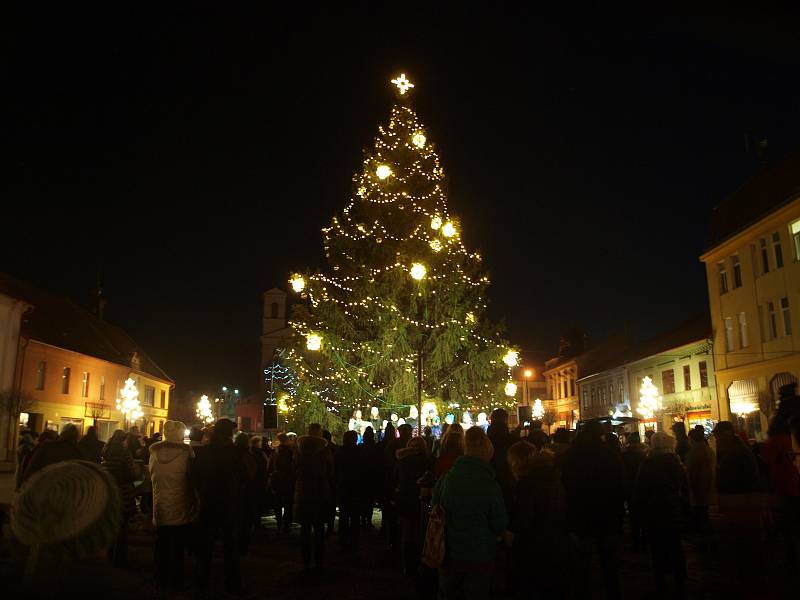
2,274,173,441
700,153,800,439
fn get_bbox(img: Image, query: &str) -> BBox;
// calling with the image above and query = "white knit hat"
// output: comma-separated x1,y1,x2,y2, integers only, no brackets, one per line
163,420,186,444
650,431,676,453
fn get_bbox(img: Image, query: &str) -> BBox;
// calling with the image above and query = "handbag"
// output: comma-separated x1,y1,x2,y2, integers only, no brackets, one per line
421,503,446,568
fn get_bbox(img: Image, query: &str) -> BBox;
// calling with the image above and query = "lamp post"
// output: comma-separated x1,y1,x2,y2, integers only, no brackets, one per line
523,369,534,407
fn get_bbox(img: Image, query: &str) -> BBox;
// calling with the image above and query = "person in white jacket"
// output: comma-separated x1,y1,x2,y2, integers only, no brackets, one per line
148,420,198,591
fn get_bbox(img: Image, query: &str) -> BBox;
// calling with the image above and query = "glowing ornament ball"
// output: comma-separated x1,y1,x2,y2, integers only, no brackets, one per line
503,350,519,367
430,216,442,230
290,274,305,293
505,381,518,397
376,165,392,180
442,222,457,238
410,262,427,280
429,239,442,252
412,132,426,148
306,333,323,351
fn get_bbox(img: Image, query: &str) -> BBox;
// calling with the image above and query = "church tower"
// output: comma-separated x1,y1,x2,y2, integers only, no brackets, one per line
260,288,292,391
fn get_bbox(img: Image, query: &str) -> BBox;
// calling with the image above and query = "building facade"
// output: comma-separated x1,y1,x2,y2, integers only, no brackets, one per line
0,291,32,460
700,154,800,438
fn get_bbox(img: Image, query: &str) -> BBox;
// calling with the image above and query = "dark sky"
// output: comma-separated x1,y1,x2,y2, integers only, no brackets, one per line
6,8,800,399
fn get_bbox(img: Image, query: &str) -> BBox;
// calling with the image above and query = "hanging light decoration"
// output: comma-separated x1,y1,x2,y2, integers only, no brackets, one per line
503,350,519,367
306,332,323,351
442,221,457,238
505,381,517,397
376,165,392,180
290,274,306,293
410,262,427,280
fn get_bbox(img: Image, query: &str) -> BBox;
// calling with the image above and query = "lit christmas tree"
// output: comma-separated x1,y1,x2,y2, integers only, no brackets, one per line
637,376,662,421
286,74,517,431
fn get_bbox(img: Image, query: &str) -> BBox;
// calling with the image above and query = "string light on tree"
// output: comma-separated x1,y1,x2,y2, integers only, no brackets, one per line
116,377,142,429
429,239,443,252
637,376,662,421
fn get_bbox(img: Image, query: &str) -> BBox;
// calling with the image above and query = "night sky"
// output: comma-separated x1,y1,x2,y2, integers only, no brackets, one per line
6,9,800,401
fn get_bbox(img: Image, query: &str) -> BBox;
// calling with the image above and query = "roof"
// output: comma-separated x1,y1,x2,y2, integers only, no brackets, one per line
706,152,800,250
545,335,628,375
0,273,173,384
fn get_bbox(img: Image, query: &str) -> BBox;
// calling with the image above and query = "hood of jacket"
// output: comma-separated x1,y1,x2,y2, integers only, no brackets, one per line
150,441,191,464
296,435,327,456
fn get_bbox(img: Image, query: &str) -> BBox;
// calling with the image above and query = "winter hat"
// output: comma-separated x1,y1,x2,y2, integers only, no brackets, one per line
163,420,186,443
650,431,676,453
11,460,121,581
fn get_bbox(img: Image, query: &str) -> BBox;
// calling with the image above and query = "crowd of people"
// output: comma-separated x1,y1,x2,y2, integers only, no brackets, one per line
7,387,800,598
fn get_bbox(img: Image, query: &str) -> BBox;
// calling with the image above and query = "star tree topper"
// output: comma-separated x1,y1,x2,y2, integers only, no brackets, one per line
391,73,415,95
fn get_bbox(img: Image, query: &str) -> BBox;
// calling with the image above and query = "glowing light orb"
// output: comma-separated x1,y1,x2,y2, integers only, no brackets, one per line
524,369,534,379
289,274,305,293
391,73,415,95
412,132,426,148
376,165,392,180
429,239,442,252
465,312,476,323
442,221,457,238
306,333,322,351
503,350,519,367
430,216,442,230
505,381,518,397
410,262,427,280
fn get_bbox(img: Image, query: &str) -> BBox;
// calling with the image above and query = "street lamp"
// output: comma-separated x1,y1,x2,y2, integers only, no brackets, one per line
523,368,534,406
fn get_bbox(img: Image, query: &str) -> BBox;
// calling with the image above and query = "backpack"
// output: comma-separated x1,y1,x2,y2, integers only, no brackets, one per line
421,503,446,568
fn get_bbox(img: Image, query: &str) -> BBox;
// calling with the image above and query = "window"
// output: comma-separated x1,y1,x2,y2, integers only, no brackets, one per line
81,372,90,398
731,255,742,288
35,361,46,390
768,302,778,339
738,312,749,348
718,262,728,294
773,232,784,268
570,379,575,397
781,297,792,336
699,361,708,388
792,220,800,260
563,379,567,398
759,238,770,274
683,365,692,391
270,302,279,319
662,369,675,395
143,385,155,407
160,389,166,408
61,367,71,394
99,375,105,401
724,317,734,352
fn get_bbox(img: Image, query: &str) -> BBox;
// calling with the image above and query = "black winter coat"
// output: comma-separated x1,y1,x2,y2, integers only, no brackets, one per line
392,446,430,517
192,441,248,524
335,445,368,509
634,452,688,533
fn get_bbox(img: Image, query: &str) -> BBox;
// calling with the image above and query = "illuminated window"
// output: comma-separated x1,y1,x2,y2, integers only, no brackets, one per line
738,312,749,348
791,220,800,260
143,385,155,406
61,368,71,394
99,375,105,400
718,262,728,294
35,361,46,390
81,372,90,398
773,232,783,268
781,297,792,336
731,255,742,288
160,389,166,408
768,302,778,339
724,317,734,352
662,369,675,395
699,361,708,388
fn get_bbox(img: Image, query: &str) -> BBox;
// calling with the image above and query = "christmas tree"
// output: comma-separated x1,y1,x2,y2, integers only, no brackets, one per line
285,74,517,432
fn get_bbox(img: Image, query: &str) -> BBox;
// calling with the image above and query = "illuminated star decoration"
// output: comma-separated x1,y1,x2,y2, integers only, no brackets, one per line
391,73,415,95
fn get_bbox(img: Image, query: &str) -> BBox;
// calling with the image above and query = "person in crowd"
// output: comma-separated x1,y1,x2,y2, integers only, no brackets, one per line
433,426,508,599
383,423,413,548
192,418,247,596
761,390,800,568
422,426,435,454
434,423,464,481
321,429,338,535
393,436,430,575
622,431,649,551
268,433,296,533
713,420,765,592
507,441,566,599
634,432,688,597
78,425,105,463
361,426,381,528
672,422,690,464
102,429,138,567
684,427,715,547
487,408,515,509
605,431,622,455
148,420,197,592
188,426,204,452
335,430,367,550
248,435,270,530
22,424,82,484
549,427,571,466
15,430,36,489
561,421,626,599
644,429,655,447
19,430,57,485
377,422,397,539
233,432,257,555
527,426,550,453
293,423,334,572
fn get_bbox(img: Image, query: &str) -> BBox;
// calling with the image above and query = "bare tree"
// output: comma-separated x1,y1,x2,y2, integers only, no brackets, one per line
1,388,36,455
542,408,558,434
